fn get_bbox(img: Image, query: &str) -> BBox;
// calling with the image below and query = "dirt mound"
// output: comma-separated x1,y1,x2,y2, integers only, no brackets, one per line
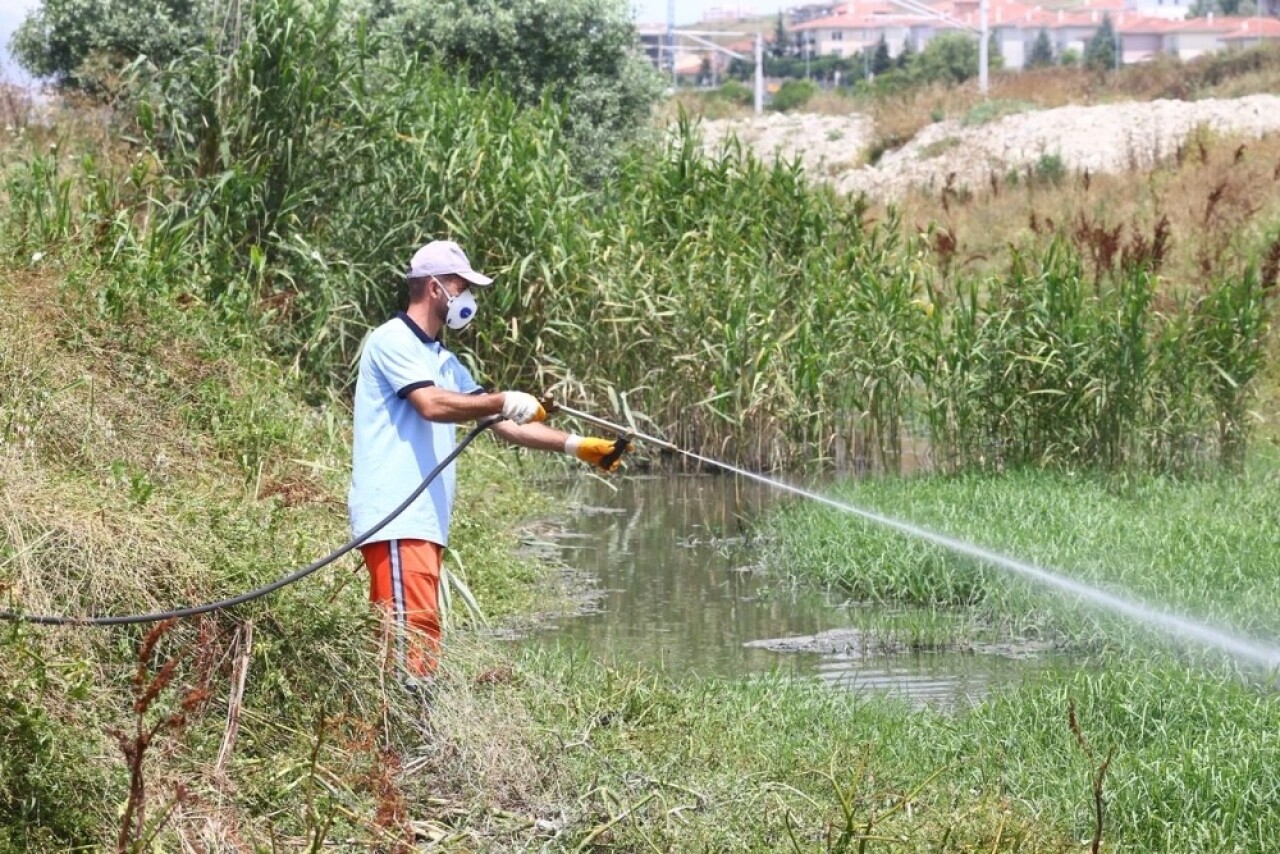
696,111,874,178
699,94,1280,198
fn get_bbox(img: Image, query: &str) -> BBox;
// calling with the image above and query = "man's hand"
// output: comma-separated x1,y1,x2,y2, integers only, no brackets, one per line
500,391,547,425
565,435,632,473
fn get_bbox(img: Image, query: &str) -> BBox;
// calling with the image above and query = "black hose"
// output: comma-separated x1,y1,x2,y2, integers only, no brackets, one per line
0,420,496,626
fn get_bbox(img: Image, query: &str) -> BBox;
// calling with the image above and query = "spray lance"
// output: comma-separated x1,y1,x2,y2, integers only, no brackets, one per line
539,396,682,470
540,395,758,477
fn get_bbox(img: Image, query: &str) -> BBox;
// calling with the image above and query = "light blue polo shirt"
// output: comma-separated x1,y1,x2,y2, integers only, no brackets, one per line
348,312,483,547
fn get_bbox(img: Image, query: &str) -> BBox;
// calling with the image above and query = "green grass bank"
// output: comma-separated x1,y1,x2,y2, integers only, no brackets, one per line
0,258,1087,852
0,257,562,849
755,461,1280,849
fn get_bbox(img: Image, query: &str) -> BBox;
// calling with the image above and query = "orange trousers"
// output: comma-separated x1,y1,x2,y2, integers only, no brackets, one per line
359,539,442,678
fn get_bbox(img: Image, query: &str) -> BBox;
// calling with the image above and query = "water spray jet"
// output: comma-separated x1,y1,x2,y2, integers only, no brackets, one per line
544,400,1280,671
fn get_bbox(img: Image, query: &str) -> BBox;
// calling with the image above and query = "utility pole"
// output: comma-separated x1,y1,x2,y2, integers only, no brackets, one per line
668,0,677,89
978,0,989,94
754,32,764,114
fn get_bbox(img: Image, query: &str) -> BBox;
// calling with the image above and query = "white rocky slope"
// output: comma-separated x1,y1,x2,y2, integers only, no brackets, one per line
697,94,1280,199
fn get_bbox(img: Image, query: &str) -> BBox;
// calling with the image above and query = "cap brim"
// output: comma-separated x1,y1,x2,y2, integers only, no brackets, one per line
458,269,493,286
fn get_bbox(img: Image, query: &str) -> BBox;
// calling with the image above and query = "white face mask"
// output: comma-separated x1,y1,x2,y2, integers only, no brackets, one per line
435,280,478,330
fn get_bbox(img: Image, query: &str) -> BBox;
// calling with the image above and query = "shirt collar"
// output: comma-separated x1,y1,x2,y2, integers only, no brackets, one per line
397,311,441,345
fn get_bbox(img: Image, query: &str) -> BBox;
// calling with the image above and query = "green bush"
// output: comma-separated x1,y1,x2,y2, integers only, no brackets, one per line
912,32,982,85
376,0,662,168
1033,151,1067,185
9,0,210,94
715,79,754,106
770,78,818,112
961,98,1039,127
1085,14,1119,72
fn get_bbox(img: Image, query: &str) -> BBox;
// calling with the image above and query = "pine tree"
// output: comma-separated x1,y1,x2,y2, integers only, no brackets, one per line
772,12,789,58
897,38,915,70
1084,14,1118,72
1028,29,1054,68
872,36,893,75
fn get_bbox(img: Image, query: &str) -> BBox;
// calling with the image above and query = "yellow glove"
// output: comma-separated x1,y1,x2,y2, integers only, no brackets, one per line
565,435,632,473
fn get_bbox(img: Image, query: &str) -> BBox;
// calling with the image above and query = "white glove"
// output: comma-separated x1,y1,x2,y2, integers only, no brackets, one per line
500,391,546,425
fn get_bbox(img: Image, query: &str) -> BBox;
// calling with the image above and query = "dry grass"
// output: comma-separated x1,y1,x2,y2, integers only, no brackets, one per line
891,128,1280,292
0,81,34,135
414,641,552,809
0,260,581,848
882,125,1280,442
0,278,196,620
0,269,346,620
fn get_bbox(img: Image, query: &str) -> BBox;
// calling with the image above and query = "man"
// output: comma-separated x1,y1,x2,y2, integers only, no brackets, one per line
348,239,626,689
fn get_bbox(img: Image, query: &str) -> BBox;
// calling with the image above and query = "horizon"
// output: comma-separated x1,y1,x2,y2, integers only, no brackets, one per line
633,1,782,25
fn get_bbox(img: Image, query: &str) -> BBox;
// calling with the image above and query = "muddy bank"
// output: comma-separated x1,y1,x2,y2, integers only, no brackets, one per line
745,627,1060,659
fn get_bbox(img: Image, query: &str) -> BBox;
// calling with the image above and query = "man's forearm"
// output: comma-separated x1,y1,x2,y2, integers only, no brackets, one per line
489,420,572,452
406,387,505,423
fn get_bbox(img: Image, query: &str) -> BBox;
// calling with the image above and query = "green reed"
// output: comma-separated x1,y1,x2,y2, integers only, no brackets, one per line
1,149,74,257
765,457,1280,643
4,0,1271,475
750,456,1280,850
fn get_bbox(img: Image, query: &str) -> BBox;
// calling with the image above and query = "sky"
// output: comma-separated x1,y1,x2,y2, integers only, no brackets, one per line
0,0,37,82
633,1,781,25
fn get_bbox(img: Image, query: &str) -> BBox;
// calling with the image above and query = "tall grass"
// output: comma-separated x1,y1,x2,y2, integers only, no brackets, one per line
1,0,1271,475
921,242,1274,474
748,457,1280,850
515,641,1280,852
1,151,74,256
0,255,562,847
764,457,1280,645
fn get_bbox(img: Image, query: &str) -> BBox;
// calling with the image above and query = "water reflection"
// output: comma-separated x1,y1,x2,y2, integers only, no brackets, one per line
815,656,1032,711
526,474,1043,709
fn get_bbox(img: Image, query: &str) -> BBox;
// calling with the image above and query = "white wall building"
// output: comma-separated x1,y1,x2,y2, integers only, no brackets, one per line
787,2,1280,72
1123,0,1195,22
797,11,926,58
1169,16,1233,59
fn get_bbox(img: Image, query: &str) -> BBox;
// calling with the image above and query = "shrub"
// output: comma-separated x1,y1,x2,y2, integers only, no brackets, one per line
1085,16,1118,72
912,33,981,85
376,0,662,168
961,99,1039,126
1034,152,1067,185
1028,29,1055,69
715,79,754,106
770,78,818,112
9,0,211,95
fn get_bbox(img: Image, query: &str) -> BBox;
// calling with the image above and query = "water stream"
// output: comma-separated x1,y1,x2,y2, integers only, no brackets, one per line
524,475,1048,710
